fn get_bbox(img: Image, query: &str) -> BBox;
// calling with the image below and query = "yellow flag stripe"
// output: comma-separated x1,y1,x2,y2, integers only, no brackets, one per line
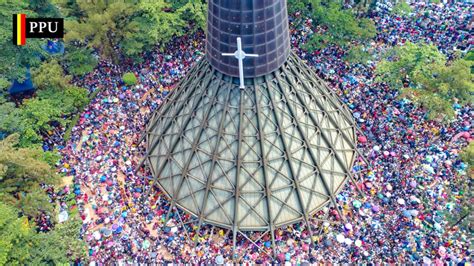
17,14,22,45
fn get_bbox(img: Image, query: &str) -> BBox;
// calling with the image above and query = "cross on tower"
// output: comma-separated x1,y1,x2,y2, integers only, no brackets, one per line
222,37,259,89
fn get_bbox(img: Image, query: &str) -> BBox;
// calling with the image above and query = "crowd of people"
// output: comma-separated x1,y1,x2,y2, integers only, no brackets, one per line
49,1,471,264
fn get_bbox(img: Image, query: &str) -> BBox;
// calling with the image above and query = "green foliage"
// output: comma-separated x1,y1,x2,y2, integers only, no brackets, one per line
464,50,474,73
32,59,71,91
0,202,87,265
0,90,87,147
21,97,63,132
460,142,473,168
52,0,84,19
391,1,412,16
0,202,34,265
13,86,87,146
303,0,376,51
177,0,207,32
136,1,187,50
29,0,60,16
376,42,445,89
63,46,98,76
0,1,48,91
29,217,87,264
0,59,89,146
63,83,103,141
65,1,181,61
344,45,372,64
64,1,204,61
0,134,59,218
288,0,310,15
377,42,474,120
0,98,22,136
465,50,474,61
122,72,138,85
64,2,134,62
37,86,89,115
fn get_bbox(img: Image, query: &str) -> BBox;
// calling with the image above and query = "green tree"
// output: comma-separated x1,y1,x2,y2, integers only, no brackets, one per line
13,87,87,146
177,0,207,32
288,0,310,16
376,42,446,89
29,0,59,16
52,0,85,19
0,1,47,91
377,42,474,120
135,1,186,49
21,98,63,134
0,202,87,265
344,45,372,64
303,0,376,51
0,202,34,265
64,2,134,62
122,72,137,85
0,134,59,218
0,98,22,137
36,86,89,116
464,50,474,73
29,217,87,264
391,1,412,16
65,1,190,61
63,46,98,76
32,59,89,112
0,59,88,147
32,59,71,91
460,142,473,169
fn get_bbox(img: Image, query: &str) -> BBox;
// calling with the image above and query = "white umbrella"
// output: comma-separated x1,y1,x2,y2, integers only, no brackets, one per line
215,255,224,265
345,223,353,231
336,234,345,243
58,210,69,223
93,231,101,240
344,238,353,246
355,240,362,247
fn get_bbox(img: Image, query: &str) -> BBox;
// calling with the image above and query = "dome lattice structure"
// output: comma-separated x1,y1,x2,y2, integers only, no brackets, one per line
144,53,358,232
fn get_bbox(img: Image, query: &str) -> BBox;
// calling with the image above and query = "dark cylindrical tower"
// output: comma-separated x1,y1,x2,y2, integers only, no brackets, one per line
206,0,291,78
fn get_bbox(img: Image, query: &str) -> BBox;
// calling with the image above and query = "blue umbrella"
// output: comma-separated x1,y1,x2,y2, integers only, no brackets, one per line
264,241,271,248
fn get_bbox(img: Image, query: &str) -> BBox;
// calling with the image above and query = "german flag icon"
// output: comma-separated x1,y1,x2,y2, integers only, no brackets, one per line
12,14,26,46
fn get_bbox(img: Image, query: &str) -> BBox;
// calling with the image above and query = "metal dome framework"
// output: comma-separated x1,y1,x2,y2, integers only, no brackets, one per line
142,54,363,256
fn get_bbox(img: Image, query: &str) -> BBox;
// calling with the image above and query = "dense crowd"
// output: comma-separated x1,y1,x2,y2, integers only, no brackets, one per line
50,1,471,264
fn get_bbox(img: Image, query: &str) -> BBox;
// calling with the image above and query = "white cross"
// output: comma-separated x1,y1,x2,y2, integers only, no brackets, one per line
221,37,259,88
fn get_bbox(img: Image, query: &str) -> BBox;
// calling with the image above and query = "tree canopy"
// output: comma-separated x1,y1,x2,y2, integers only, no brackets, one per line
302,0,376,52
0,202,34,265
122,72,138,86
0,59,88,147
0,202,86,265
63,46,98,76
0,1,47,91
0,134,59,218
377,42,473,120
64,1,206,62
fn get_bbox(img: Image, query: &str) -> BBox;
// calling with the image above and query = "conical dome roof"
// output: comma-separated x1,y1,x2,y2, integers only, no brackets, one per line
144,53,357,231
